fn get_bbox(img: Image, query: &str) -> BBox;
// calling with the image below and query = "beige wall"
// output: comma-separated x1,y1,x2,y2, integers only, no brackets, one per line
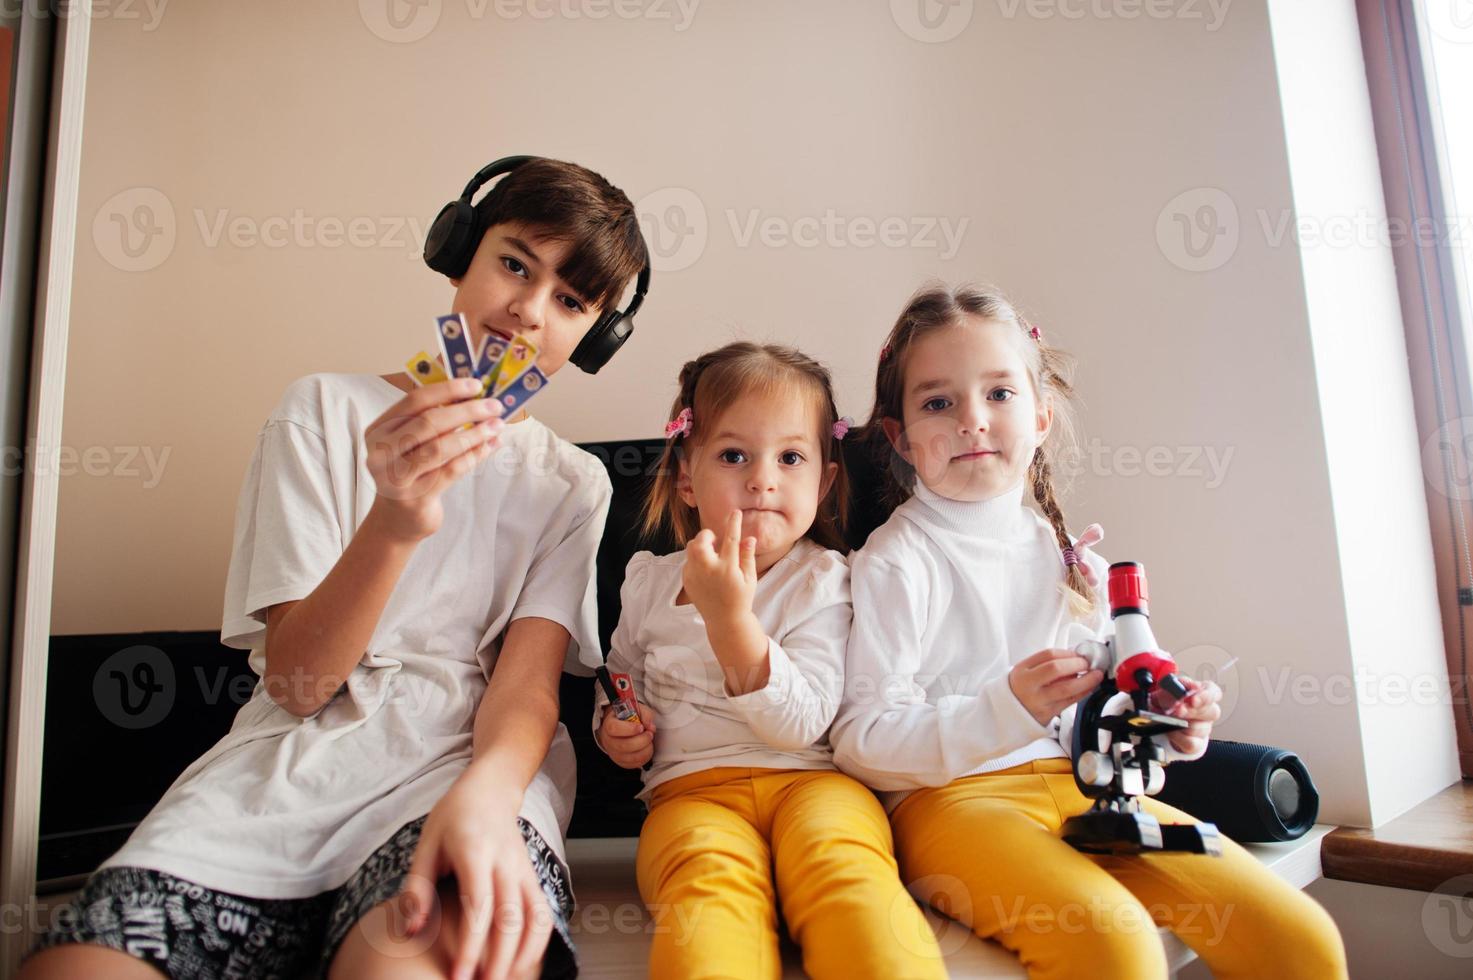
51,1,1458,824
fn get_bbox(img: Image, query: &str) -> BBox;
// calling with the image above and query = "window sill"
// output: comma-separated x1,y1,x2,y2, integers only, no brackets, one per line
1321,781,1473,894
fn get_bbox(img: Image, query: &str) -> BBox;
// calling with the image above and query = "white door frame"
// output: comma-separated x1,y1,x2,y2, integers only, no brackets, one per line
1,3,91,973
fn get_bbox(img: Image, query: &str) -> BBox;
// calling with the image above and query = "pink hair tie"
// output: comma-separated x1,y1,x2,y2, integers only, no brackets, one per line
1024,318,1042,341
832,416,853,440
665,407,693,440
1061,523,1104,587
879,343,892,362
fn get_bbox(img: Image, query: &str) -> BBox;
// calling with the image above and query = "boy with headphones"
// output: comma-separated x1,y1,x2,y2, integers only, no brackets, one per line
23,157,650,980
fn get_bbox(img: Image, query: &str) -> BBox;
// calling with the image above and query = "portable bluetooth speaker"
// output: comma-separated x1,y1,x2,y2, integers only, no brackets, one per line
1152,739,1320,842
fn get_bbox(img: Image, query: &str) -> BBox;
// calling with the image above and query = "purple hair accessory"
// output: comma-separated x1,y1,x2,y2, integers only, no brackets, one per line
833,416,853,440
1062,523,1104,587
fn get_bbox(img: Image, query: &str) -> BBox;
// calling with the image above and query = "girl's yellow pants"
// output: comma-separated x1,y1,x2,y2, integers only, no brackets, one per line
890,758,1348,980
636,766,948,979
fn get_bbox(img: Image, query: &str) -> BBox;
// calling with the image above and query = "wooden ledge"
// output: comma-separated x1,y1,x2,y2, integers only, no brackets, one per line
1322,781,1473,894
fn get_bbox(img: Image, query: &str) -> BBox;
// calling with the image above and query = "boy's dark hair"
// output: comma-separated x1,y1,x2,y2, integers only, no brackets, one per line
473,157,648,314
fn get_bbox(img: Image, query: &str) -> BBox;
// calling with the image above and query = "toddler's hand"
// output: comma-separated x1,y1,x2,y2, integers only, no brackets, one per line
597,700,657,769
1008,649,1104,726
1152,675,1221,756
682,509,757,623
365,377,505,542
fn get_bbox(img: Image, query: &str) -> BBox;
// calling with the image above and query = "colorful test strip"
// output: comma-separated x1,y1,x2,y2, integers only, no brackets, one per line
492,335,540,396
476,336,510,395
494,364,547,414
435,313,477,380
404,351,448,386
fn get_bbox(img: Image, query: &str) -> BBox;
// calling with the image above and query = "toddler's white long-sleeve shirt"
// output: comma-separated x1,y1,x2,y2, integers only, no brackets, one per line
599,538,850,798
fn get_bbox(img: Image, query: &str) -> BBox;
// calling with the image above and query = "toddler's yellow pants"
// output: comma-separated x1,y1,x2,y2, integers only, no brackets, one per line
636,766,948,980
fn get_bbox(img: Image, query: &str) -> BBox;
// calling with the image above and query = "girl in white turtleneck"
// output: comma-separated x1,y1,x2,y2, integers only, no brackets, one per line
830,284,1346,980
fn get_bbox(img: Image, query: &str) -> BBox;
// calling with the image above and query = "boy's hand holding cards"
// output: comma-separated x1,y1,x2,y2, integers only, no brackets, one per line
363,376,503,542
402,312,550,416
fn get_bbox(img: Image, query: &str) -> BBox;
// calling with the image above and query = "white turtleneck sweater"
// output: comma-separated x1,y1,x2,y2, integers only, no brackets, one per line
831,480,1121,810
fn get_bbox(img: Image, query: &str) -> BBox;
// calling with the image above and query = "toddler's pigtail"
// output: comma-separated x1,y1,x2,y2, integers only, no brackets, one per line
639,357,706,545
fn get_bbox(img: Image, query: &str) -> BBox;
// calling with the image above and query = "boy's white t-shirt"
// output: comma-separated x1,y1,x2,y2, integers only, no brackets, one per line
99,373,611,900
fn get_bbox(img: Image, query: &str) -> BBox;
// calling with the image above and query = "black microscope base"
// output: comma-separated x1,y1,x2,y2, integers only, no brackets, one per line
1063,808,1224,856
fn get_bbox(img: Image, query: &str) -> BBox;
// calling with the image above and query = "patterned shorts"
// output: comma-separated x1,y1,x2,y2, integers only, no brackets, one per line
25,815,577,979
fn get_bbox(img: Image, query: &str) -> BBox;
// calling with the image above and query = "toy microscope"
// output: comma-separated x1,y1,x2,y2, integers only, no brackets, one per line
1063,561,1222,857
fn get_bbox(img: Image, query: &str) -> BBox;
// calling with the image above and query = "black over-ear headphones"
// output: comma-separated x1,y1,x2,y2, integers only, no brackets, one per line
423,155,651,375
